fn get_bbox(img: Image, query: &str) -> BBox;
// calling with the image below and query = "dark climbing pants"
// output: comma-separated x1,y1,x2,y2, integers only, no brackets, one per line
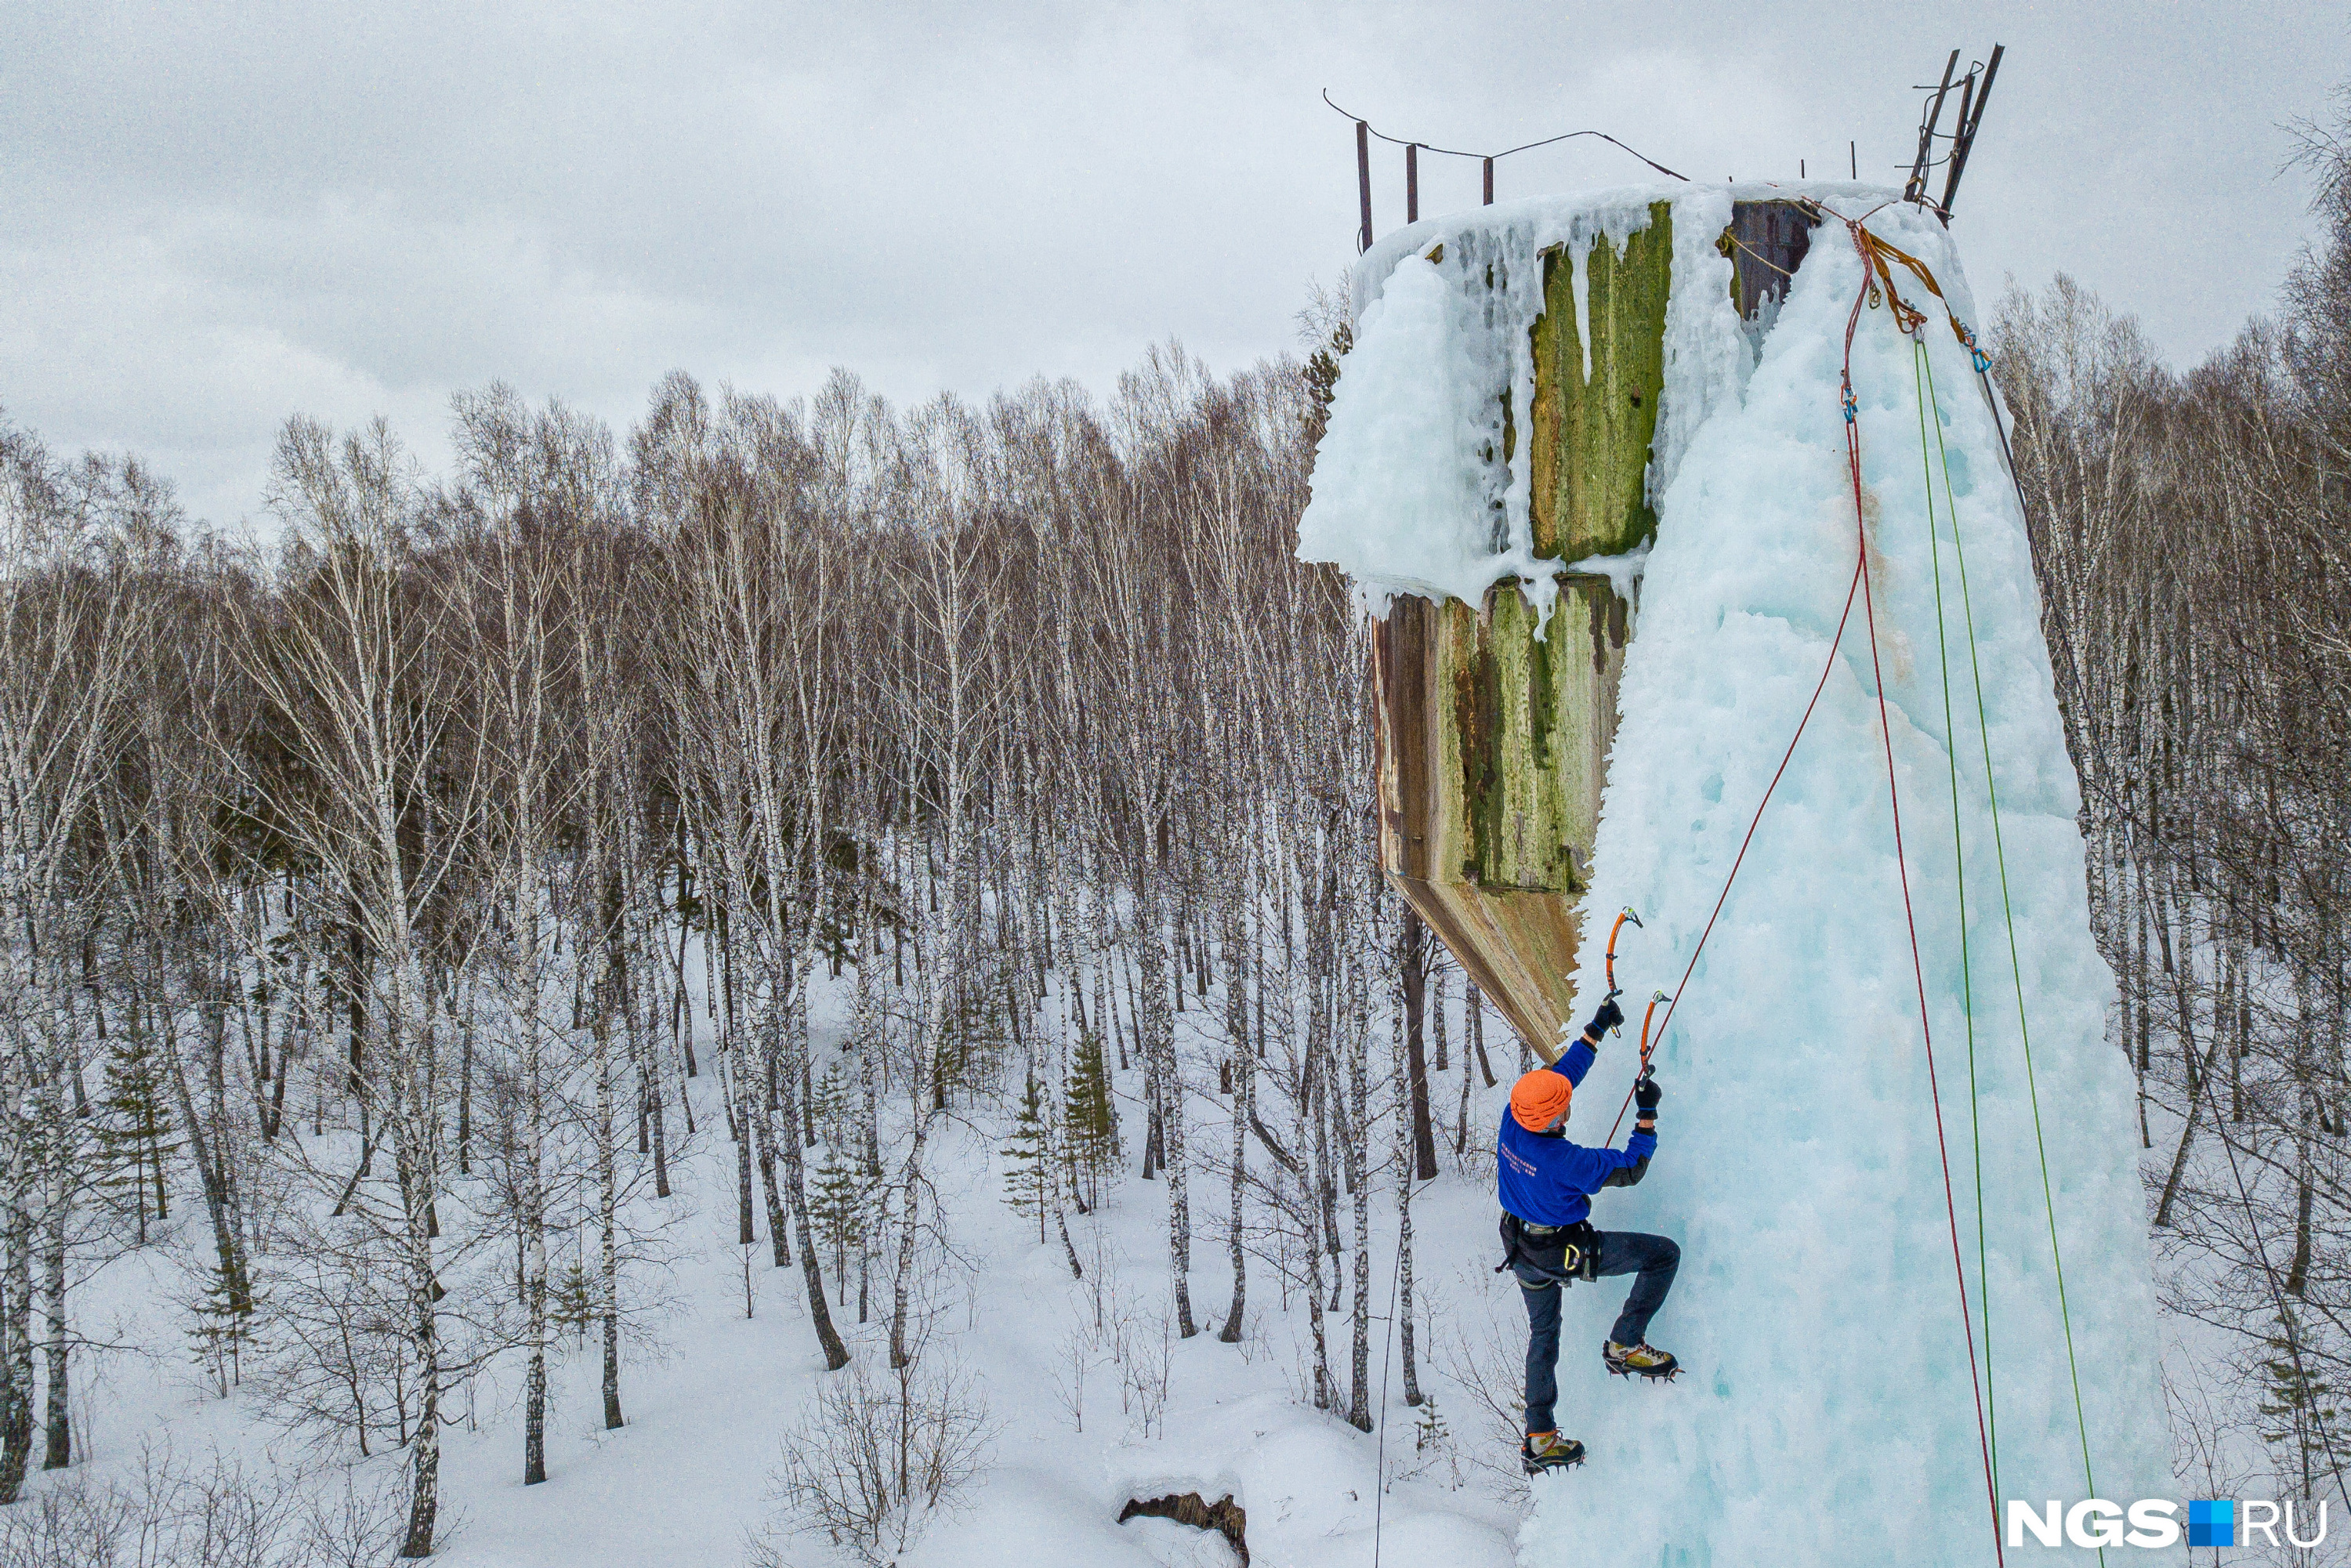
1515,1230,1680,1434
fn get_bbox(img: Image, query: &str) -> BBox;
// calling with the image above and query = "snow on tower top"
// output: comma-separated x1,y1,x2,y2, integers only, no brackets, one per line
1299,183,1897,623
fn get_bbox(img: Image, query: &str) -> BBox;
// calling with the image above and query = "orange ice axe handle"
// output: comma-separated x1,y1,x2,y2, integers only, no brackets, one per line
1603,990,1674,1146
1603,907,1643,1026
1638,990,1672,1071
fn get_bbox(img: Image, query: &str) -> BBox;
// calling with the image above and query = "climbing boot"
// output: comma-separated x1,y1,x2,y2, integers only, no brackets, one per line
1603,1339,1680,1382
1520,1431,1587,1474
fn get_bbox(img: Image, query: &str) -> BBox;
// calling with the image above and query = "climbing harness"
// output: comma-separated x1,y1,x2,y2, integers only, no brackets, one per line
1496,1212,1602,1287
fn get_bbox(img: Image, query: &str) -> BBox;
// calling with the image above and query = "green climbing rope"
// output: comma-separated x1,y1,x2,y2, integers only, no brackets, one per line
1915,333,2102,1519
1911,337,1998,1502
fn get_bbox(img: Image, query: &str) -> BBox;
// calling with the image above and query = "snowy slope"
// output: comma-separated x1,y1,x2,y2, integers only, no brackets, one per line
32,961,1538,1568
1306,186,2175,1564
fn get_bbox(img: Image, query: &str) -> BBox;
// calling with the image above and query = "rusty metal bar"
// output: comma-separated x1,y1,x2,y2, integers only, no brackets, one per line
1904,49,1961,202
1482,156,1494,205
1357,120,1373,252
1935,71,1975,218
1940,44,2003,219
1406,143,1418,223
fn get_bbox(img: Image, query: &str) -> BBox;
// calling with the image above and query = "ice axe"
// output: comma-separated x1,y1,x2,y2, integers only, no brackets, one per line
1601,907,1643,1031
1605,990,1673,1143
1637,990,1672,1074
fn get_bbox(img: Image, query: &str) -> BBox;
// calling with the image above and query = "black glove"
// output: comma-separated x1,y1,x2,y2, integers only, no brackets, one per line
1635,1074,1662,1112
1586,998,1625,1038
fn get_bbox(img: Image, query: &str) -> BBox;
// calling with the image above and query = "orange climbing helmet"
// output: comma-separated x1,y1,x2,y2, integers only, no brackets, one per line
1509,1068,1571,1132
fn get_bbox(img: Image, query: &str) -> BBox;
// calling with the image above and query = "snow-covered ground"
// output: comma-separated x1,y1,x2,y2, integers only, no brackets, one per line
33,958,1569,1568
34,954,2256,1568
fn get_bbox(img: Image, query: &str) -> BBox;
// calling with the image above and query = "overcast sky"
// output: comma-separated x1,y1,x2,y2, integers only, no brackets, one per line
5,2,2345,531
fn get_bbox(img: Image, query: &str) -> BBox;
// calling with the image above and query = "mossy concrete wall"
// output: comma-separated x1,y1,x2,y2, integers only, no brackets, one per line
1372,203,1672,1061
1375,578,1631,1059
1530,203,1672,561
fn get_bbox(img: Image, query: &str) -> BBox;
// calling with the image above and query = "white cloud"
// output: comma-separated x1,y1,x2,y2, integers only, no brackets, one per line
2,0,2342,527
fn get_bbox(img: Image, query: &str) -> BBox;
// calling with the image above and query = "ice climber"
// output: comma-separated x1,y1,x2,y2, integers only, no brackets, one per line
1497,996,1680,1475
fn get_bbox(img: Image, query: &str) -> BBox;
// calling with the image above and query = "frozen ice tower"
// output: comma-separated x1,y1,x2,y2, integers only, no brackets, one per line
1299,186,2174,1563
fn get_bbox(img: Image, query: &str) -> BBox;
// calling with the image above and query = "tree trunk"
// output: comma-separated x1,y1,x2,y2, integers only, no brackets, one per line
162,960,250,1313
1397,1130,1422,1407
1142,882,1196,1339
0,1140,28,1505
1467,980,1497,1087
399,1211,443,1558
1346,946,1373,1432
596,973,625,1431
2154,1026,2227,1229
1219,888,1250,1344
387,947,447,1556
41,1200,67,1469
778,996,850,1370
456,1012,473,1175
1303,1128,1331,1410
755,1100,792,1268
887,1110,933,1371
521,888,549,1487
1430,965,1448,1073
647,1008,671,1198
1399,907,1438,1180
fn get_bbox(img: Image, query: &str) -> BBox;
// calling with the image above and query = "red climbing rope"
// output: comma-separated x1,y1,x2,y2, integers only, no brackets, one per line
1840,210,2007,1568
1601,553,1865,1146
1596,204,2007,1565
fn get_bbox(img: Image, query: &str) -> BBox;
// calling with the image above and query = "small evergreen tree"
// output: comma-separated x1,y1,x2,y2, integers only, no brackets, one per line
2259,1310,2338,1497
809,1145,871,1305
1411,1394,1461,1490
1001,1075,1055,1243
1413,1392,1450,1454
549,1256,597,1342
187,1261,256,1399
1061,1030,1116,1211
810,1061,854,1152
95,1027,179,1244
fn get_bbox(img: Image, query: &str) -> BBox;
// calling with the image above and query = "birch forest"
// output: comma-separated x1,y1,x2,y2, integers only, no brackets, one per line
0,319,1506,1561
0,121,2347,1563
1995,121,2351,1501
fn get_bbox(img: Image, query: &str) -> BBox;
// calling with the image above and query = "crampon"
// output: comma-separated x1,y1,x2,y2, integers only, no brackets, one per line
1520,1432,1587,1474
1603,1340,1680,1382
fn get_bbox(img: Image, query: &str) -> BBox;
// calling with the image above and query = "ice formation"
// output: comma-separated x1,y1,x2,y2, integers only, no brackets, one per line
1301,186,2174,1562
1297,186,1746,625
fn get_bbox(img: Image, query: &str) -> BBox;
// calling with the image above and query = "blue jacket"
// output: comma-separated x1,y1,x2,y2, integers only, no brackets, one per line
1496,1038,1657,1226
